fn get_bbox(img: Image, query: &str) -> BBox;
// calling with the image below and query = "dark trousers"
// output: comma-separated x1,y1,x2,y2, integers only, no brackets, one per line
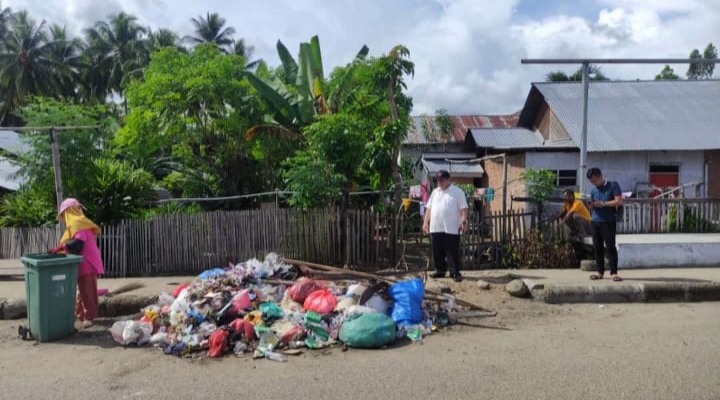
431,233,462,275
565,215,592,236
591,221,618,276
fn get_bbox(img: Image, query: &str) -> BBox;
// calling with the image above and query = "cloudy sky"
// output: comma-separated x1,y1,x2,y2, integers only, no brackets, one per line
5,0,719,115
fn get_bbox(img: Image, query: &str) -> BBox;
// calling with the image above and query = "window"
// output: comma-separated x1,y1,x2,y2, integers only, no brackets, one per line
555,170,577,187
650,165,679,174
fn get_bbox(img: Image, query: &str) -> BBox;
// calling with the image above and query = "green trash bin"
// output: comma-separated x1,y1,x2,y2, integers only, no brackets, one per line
20,253,83,342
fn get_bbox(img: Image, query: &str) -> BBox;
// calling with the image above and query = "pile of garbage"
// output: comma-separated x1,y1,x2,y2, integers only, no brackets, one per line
110,253,462,361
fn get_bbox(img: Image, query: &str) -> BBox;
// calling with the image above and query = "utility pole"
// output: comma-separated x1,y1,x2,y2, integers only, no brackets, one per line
579,62,590,196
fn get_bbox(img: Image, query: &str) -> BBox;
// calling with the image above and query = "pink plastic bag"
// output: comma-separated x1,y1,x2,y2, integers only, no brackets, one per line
288,278,325,303
303,289,337,314
230,290,252,314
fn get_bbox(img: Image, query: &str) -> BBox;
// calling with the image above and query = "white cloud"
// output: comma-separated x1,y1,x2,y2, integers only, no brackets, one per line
3,0,719,115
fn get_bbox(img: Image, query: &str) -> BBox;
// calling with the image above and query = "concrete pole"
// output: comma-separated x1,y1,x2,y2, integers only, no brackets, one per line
49,128,64,211
579,62,590,197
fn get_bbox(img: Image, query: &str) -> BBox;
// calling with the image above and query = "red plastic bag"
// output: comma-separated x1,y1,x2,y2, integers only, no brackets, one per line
280,325,305,344
230,290,251,315
303,289,337,314
171,282,190,298
229,318,257,341
288,278,325,303
207,329,230,358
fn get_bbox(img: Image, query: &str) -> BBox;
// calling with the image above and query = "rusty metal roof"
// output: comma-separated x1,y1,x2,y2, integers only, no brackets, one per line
405,113,520,145
530,80,720,152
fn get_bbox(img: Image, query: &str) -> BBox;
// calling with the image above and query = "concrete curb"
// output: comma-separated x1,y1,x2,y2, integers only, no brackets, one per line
535,282,720,304
0,295,157,320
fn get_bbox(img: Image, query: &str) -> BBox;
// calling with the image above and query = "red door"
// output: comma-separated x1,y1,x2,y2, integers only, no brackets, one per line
649,166,679,232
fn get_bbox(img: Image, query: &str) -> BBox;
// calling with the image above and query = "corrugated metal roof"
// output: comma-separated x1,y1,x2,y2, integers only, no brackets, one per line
533,80,720,152
421,153,484,177
405,113,520,145
468,128,576,150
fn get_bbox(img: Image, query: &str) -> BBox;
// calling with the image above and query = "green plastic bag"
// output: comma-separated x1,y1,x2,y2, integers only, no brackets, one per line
339,312,396,349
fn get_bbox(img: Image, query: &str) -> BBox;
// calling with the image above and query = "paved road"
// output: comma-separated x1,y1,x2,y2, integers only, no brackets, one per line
0,302,718,400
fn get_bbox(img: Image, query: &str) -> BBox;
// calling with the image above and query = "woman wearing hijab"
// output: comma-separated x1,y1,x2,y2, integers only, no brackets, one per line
49,198,104,328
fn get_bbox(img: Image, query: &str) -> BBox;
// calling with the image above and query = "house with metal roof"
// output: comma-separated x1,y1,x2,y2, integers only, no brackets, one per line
466,80,720,211
402,114,519,184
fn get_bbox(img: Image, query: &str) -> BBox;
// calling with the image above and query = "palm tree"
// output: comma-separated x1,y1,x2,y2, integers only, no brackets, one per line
148,28,183,52
47,24,85,100
0,2,11,43
232,38,261,70
84,12,148,99
0,11,64,120
185,12,235,53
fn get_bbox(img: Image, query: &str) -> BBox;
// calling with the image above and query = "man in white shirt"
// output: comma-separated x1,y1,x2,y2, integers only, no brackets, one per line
422,170,469,282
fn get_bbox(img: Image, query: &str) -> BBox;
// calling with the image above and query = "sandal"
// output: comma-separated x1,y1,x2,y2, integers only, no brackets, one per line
611,275,623,282
589,274,603,280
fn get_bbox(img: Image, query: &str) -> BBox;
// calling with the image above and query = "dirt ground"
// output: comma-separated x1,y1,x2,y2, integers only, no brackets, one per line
1,279,719,400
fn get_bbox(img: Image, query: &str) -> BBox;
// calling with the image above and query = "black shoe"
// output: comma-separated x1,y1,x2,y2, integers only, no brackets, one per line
452,274,463,282
431,271,447,279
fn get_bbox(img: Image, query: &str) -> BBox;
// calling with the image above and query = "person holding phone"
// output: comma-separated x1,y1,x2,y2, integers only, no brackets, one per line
586,168,623,281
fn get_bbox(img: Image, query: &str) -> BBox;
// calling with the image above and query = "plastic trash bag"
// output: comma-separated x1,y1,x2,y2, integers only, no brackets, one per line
207,329,230,358
339,313,396,349
171,283,190,298
304,289,337,314
346,284,367,299
110,321,153,346
229,318,257,341
150,332,169,346
364,294,389,315
288,278,325,303
345,305,377,317
280,291,304,314
197,268,225,280
388,278,425,326
158,292,175,307
259,302,284,320
230,290,251,314
280,325,304,344
334,297,356,313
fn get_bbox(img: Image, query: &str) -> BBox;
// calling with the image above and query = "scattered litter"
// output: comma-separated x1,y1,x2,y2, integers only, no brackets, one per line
109,253,489,361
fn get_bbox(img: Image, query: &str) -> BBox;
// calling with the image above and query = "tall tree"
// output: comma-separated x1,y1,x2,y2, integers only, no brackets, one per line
185,12,235,53
655,65,679,80
0,11,65,122
148,28,182,52
0,2,11,42
702,42,717,79
372,45,414,208
232,38,261,70
84,12,149,99
47,24,85,100
686,48,703,80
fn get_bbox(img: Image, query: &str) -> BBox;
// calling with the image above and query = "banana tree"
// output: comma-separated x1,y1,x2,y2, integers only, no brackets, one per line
246,35,369,138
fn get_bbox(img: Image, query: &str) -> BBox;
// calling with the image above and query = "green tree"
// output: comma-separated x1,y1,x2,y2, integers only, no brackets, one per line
521,168,557,213
84,12,149,99
0,11,66,122
687,48,703,79
702,42,717,79
118,45,270,206
546,65,608,82
655,65,679,80
185,12,235,53
148,28,183,53
47,24,86,100
1,98,153,226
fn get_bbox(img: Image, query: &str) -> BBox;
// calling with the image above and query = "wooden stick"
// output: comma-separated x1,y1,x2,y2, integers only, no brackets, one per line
281,258,494,312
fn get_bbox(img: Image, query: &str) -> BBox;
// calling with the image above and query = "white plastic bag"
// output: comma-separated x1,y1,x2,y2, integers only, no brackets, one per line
149,332,170,346
345,305,376,317
110,321,153,346
158,292,175,307
364,294,389,314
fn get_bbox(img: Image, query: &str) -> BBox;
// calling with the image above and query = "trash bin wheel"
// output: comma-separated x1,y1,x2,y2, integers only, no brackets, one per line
18,325,29,340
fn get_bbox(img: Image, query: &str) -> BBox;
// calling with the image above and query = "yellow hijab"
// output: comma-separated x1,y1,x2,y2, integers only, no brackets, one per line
60,207,101,244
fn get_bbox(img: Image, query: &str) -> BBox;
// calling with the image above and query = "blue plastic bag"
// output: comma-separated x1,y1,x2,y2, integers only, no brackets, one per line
198,268,225,280
388,278,425,326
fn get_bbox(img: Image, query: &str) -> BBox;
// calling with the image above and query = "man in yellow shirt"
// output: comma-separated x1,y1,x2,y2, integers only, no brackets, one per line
556,189,592,237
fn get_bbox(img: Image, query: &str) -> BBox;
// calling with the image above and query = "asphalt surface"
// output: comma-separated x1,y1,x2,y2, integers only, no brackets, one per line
0,302,718,400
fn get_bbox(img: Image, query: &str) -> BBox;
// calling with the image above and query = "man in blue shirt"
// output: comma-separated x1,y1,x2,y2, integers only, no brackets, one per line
586,167,624,281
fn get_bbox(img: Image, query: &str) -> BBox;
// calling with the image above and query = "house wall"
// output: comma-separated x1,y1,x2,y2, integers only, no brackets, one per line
534,102,572,141
524,150,706,197
706,150,720,198
483,154,527,212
